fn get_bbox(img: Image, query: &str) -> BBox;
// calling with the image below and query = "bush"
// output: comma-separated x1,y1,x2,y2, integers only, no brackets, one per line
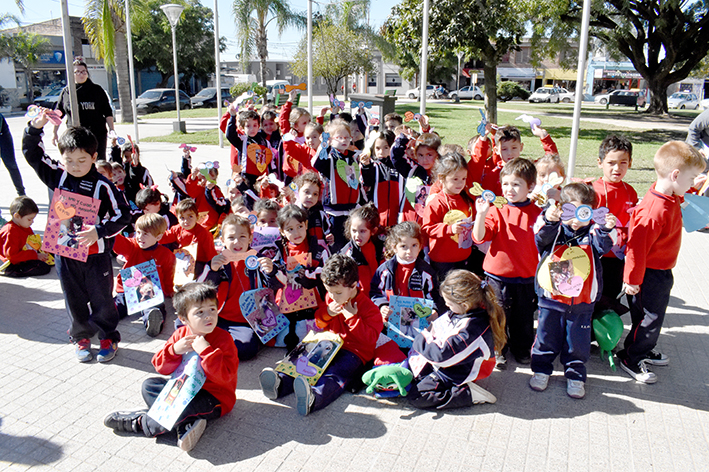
497,82,530,102
229,82,267,103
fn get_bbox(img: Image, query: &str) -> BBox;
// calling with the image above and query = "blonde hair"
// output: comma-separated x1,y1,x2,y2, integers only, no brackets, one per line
535,153,566,178
290,107,311,126
326,121,352,137
654,141,705,177
135,213,168,237
439,270,506,351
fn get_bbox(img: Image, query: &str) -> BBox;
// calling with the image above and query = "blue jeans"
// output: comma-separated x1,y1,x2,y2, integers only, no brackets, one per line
0,112,25,196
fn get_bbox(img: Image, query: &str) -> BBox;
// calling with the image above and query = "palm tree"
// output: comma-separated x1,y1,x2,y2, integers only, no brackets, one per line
232,0,305,88
82,0,150,123
0,30,49,103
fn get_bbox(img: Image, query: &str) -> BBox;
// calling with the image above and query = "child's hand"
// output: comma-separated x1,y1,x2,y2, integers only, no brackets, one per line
450,220,465,235
31,108,50,130
331,103,341,115
325,233,335,245
359,152,372,166
258,257,274,274
228,101,239,116
192,335,210,354
341,300,358,319
605,212,617,229
380,305,392,322
475,197,491,215
190,166,200,179
531,124,549,139
320,106,328,117
693,173,707,190
288,89,298,102
173,334,197,355
77,225,98,247
429,309,439,322
546,187,561,202
327,300,343,317
545,204,561,222
38,252,50,262
417,114,430,132
210,254,228,271
623,282,640,296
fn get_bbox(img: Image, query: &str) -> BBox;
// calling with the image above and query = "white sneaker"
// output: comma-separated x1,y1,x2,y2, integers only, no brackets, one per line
567,379,585,399
468,382,497,404
177,419,206,451
529,373,550,391
619,358,657,384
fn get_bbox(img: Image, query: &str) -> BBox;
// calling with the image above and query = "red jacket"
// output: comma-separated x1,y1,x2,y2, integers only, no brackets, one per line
592,178,638,258
152,325,239,415
315,290,383,363
623,185,683,286
183,175,226,230
219,111,240,170
113,235,176,296
0,222,38,264
161,224,217,264
282,135,316,178
422,192,474,263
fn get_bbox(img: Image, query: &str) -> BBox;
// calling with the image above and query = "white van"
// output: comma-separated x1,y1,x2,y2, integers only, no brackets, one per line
265,80,291,102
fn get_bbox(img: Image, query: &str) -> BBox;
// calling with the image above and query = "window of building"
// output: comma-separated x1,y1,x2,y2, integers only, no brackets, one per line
385,73,402,87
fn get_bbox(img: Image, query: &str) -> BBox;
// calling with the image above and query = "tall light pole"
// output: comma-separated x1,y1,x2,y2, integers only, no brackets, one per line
455,51,464,103
419,0,430,115
213,0,223,147
161,3,186,133
125,0,139,142
307,0,313,115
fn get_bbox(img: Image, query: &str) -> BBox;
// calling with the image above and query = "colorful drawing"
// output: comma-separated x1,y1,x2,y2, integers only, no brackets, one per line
537,246,592,297
275,331,343,385
173,243,197,287
42,190,100,262
278,253,319,313
239,288,289,343
560,203,609,224
387,296,435,348
120,259,164,315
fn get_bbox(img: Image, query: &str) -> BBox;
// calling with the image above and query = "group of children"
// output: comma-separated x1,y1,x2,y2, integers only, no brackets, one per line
6,96,705,451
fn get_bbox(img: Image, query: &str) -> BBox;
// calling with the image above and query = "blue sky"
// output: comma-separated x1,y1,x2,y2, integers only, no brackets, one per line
4,0,401,60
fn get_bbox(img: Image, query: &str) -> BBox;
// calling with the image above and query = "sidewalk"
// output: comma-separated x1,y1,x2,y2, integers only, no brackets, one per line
1,115,709,471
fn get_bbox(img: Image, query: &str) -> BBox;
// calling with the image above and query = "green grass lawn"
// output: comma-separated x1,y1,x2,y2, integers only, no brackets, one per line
142,100,699,195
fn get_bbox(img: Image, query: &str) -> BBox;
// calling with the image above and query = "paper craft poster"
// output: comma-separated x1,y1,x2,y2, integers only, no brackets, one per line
147,352,206,430
275,331,343,385
251,226,281,259
120,259,165,315
239,288,289,343
42,190,100,262
173,243,197,287
387,296,435,348
278,253,318,313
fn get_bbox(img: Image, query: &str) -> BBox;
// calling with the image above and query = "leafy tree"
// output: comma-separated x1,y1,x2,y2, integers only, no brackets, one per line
290,19,376,96
132,0,226,89
497,81,530,102
232,0,305,88
0,31,50,102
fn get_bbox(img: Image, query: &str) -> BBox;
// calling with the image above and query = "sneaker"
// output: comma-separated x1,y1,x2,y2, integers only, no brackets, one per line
468,382,497,404
145,308,163,338
495,353,507,370
567,379,585,399
97,340,118,363
514,353,531,365
294,375,315,416
259,368,281,400
75,338,93,363
177,419,207,452
529,373,550,391
103,409,145,433
619,358,657,384
644,350,669,366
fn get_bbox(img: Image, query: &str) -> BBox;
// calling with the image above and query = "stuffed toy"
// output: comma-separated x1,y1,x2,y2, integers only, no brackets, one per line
593,310,624,371
362,364,413,398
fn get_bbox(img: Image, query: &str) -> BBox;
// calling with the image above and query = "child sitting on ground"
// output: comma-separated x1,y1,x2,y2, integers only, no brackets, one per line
0,196,52,277
339,203,382,296
408,270,503,409
161,199,217,279
103,282,238,451
259,254,383,416
113,213,176,337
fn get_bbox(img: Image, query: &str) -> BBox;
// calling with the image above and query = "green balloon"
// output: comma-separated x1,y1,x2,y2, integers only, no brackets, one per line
593,310,624,371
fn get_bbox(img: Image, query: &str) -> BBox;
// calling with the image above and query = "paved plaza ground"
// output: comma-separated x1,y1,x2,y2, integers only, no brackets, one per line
0,113,708,471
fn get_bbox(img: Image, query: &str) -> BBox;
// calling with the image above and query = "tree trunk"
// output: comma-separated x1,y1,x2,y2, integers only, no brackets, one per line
114,31,133,123
483,59,498,124
646,77,669,115
258,27,269,88
25,69,34,103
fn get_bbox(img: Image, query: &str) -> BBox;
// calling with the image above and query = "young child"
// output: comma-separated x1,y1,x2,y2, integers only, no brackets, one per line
136,186,179,229
200,214,280,360
254,198,280,228
258,254,382,416
96,160,113,181
383,112,403,132
339,203,382,296
276,205,330,351
121,143,154,205
422,152,476,279
110,162,126,192
616,141,705,383
293,172,333,247
113,213,176,337
473,158,541,366
408,270,504,409
531,153,566,205
278,90,313,141
160,199,218,279
23,115,130,363
592,135,638,316
225,109,274,191
360,131,400,229
530,183,616,398
103,282,238,451
281,123,321,179
370,221,443,321
0,196,52,277
181,163,229,231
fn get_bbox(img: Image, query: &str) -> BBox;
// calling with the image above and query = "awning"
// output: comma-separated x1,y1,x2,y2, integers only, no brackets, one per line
498,67,536,79
543,68,577,81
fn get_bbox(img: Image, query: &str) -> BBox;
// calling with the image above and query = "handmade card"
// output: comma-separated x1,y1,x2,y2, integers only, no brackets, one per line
278,253,319,313
251,226,281,259
119,259,164,315
146,352,206,430
173,243,197,287
239,288,289,343
387,295,435,348
275,331,343,385
42,189,100,262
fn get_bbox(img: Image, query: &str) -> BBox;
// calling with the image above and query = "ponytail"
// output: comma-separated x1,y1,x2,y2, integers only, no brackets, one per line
481,281,507,352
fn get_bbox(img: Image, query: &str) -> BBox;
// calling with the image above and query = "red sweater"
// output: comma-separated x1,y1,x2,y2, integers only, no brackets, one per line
592,178,638,258
161,224,217,264
623,185,683,286
315,290,383,363
282,136,316,178
0,222,38,264
152,325,239,415
184,175,224,230
113,235,176,296
473,200,541,279
216,260,253,323
422,192,474,263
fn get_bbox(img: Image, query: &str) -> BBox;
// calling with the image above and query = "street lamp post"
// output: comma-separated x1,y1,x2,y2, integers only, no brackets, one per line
161,3,186,133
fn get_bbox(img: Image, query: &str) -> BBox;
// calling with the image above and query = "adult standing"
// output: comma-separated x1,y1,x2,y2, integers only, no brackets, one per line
53,59,115,160
0,112,26,196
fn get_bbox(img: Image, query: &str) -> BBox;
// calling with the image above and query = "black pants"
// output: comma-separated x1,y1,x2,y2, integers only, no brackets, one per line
0,112,25,196
1,260,51,277
283,308,316,353
408,364,473,410
487,278,536,360
328,214,349,253
55,253,120,343
620,268,673,366
114,292,166,324
140,377,222,437
429,259,469,285
594,257,629,316
216,317,261,361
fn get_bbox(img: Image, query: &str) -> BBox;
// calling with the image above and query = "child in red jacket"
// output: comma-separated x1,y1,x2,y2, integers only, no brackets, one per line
259,254,383,415
0,196,51,277
160,199,217,279
104,282,239,451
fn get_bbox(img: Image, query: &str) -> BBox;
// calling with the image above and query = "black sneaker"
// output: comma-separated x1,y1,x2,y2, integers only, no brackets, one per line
145,308,163,338
514,353,531,365
619,358,657,384
104,410,146,433
644,350,669,366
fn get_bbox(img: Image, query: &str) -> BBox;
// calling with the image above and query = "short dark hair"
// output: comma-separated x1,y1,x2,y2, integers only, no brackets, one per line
135,187,162,209
254,199,280,215
495,125,521,145
238,110,261,128
501,157,537,188
277,204,308,229
384,113,402,126
173,282,218,319
560,182,596,206
10,196,39,217
261,110,277,122
175,198,198,216
57,126,98,157
321,253,359,287
599,134,633,162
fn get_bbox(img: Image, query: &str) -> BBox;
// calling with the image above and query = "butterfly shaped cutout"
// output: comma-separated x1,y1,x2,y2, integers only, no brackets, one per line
329,94,344,109
198,161,219,184
352,101,373,109
26,105,63,126
560,203,609,224
179,143,197,153
532,172,565,205
469,182,507,208
404,111,421,122
515,114,541,130
123,268,143,288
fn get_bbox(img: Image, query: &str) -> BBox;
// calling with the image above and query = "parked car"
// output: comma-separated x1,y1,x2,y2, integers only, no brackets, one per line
190,87,232,108
33,88,62,108
558,87,575,103
405,85,435,99
265,80,290,102
449,85,484,100
136,88,191,114
528,87,560,103
594,90,646,107
668,92,700,110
